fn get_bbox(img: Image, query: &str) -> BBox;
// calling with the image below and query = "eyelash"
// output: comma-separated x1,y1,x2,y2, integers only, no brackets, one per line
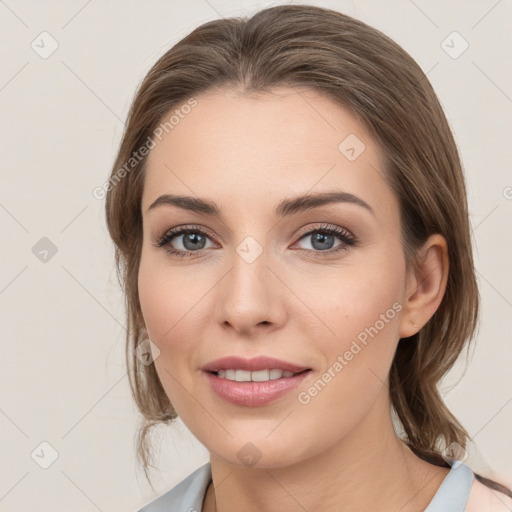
154,223,358,259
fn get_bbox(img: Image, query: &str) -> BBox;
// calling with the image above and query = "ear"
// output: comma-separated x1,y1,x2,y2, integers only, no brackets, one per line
399,234,449,338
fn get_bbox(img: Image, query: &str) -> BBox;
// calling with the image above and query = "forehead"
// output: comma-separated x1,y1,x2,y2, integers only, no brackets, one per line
142,86,395,219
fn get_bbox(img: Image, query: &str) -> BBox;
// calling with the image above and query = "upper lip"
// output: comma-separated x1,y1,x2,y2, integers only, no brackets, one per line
202,356,311,373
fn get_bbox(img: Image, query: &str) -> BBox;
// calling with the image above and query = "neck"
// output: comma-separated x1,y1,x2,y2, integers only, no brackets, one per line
203,390,449,512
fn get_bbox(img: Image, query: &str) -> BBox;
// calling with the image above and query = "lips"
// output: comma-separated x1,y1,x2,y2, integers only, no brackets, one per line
202,355,311,373
203,368,312,406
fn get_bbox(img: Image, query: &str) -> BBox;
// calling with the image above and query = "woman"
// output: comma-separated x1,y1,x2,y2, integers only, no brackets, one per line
104,4,512,511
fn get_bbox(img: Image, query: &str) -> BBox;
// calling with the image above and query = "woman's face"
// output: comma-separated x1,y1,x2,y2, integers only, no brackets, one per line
138,86,412,468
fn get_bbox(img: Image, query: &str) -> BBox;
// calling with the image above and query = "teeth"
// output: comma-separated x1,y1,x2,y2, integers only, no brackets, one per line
270,369,284,379
216,369,298,382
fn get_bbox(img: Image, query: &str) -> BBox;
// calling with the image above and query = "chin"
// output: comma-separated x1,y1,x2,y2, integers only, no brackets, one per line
204,431,322,471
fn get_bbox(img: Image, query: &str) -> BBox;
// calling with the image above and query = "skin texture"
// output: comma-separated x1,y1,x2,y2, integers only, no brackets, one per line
138,86,453,511
467,479,512,511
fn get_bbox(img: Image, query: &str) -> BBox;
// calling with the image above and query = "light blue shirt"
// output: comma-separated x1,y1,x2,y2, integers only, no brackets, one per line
137,459,474,511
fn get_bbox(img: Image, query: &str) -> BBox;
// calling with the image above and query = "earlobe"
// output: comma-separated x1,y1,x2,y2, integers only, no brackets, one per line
399,234,449,338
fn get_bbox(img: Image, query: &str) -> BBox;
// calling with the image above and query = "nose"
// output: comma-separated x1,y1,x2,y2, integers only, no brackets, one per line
214,244,285,336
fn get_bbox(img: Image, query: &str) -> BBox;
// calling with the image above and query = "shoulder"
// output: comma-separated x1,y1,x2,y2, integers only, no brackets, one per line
137,463,212,512
466,477,512,512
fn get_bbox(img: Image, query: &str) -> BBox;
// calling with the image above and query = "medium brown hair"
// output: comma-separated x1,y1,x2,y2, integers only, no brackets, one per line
104,3,511,496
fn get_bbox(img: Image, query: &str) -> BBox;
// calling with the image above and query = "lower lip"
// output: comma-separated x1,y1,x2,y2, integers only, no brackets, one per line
203,370,312,407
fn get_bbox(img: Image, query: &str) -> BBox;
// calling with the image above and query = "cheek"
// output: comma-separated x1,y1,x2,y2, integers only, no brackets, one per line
291,254,405,407
137,251,218,402
290,278,403,448
290,256,404,351
137,257,198,415
137,253,189,369
337,274,402,347
137,249,207,343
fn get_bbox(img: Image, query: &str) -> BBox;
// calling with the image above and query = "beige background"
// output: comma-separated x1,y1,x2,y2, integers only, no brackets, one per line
0,1,511,510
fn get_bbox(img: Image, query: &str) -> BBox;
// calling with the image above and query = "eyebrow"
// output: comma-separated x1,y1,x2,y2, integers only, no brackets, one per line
146,190,374,217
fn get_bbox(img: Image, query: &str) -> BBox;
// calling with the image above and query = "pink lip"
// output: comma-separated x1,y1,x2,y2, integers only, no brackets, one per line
201,355,310,373
203,369,312,407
